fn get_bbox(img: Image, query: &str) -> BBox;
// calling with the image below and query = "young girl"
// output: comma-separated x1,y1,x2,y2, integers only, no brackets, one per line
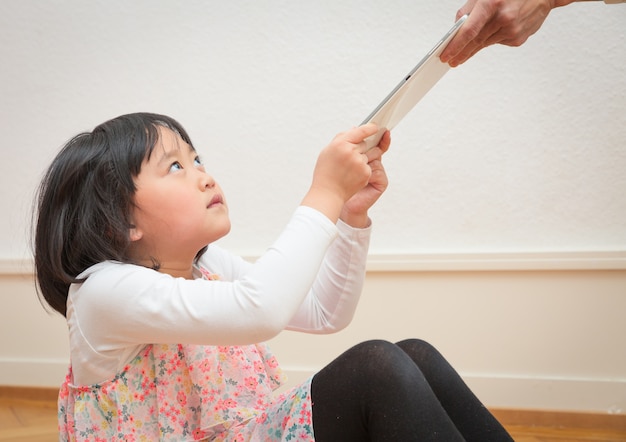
35,113,512,441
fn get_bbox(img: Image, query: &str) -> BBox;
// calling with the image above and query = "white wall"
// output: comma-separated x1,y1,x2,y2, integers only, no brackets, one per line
1,0,625,414
1,0,625,259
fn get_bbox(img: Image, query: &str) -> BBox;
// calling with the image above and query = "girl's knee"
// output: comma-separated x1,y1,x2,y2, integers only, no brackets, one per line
349,340,419,381
352,339,395,353
314,340,411,392
349,340,406,364
323,339,432,388
396,338,440,357
395,339,451,376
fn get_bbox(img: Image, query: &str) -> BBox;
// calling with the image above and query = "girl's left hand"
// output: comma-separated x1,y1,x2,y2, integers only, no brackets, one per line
340,130,391,228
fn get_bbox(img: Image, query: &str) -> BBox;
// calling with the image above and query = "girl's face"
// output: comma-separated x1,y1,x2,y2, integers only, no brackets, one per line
129,127,230,276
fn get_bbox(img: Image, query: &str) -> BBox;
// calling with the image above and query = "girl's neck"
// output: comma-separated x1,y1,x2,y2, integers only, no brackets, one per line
129,242,198,279
158,265,194,280
136,258,195,279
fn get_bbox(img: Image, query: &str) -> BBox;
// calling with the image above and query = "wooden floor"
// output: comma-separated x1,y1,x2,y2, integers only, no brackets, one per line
1,387,625,441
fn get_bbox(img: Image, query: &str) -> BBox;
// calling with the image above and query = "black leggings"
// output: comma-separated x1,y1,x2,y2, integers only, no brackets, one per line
310,339,513,441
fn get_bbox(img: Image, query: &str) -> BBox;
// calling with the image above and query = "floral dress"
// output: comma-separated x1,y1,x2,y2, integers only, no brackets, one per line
58,269,316,441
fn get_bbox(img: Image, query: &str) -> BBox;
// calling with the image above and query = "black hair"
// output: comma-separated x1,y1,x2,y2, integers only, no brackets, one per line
34,112,204,316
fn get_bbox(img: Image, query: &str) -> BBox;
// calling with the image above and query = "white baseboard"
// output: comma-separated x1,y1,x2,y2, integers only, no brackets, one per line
2,360,624,415
463,373,626,414
0,358,69,388
276,368,626,415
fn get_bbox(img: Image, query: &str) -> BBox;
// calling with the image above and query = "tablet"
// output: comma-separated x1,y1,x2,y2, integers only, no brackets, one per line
361,14,468,151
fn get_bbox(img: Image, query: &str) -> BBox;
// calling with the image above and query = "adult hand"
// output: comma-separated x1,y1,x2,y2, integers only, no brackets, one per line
440,0,572,67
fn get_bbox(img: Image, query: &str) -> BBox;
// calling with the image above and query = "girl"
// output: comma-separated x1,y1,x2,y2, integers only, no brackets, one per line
34,113,512,441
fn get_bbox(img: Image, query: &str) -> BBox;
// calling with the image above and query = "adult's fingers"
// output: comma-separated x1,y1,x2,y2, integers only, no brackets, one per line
441,0,491,63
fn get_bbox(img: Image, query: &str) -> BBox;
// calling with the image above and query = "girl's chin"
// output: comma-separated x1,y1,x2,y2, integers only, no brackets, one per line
203,225,232,245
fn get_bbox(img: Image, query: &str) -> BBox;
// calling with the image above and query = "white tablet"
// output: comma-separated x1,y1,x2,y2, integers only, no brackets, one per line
361,14,468,151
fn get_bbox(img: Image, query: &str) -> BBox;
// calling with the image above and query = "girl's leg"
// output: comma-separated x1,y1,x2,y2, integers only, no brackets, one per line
310,340,465,442
395,339,513,442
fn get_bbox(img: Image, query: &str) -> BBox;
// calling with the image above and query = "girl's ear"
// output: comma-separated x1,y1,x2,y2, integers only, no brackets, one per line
129,224,143,242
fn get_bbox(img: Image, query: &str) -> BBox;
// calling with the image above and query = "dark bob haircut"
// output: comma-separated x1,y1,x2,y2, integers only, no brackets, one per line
34,112,200,317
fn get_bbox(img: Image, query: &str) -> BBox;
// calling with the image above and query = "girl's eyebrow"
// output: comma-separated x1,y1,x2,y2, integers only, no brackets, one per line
156,143,194,166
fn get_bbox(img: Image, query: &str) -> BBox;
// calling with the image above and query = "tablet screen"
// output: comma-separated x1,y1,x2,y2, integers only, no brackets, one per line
361,14,468,151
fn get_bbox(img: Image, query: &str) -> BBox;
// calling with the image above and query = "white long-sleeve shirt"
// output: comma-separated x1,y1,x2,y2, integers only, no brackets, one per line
67,206,371,386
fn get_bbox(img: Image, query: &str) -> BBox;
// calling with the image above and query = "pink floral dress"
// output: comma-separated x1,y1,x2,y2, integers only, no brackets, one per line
58,269,316,441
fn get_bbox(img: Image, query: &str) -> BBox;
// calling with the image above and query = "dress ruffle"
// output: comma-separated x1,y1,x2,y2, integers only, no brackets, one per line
58,343,314,441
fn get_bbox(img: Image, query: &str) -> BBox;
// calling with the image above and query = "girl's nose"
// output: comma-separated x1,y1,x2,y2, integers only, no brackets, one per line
198,171,216,190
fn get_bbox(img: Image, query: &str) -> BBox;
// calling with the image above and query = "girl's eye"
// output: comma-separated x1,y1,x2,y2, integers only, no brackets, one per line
168,162,182,173
194,156,203,167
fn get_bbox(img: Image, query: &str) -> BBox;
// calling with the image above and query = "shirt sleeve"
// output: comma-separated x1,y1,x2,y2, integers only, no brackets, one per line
199,218,371,334
285,217,371,333
68,207,369,353
69,206,339,354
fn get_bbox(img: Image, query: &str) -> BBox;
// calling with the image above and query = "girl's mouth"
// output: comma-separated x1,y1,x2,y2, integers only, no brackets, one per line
207,194,223,208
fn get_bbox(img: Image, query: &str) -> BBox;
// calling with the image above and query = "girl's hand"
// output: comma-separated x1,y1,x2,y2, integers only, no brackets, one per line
301,124,380,223
340,130,391,228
